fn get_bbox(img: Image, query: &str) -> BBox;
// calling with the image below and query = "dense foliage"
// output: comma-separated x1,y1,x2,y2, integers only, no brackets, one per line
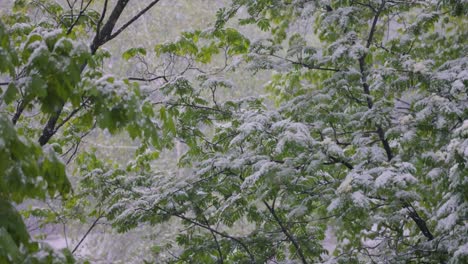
1,0,467,263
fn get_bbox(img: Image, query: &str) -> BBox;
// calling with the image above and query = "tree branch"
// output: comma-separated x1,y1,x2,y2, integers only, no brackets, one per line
357,0,394,161
328,155,354,170
38,105,64,146
54,99,89,133
95,0,109,38
37,0,163,146
90,0,130,53
128,75,167,82
66,0,94,35
12,100,26,125
263,200,308,264
156,206,255,263
269,54,340,72
107,0,162,42
154,101,230,115
72,214,103,254
65,124,95,164
403,201,434,241
199,211,225,263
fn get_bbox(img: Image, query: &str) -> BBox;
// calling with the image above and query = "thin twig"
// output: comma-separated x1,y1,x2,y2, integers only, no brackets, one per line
128,75,168,82
72,214,103,254
66,0,94,35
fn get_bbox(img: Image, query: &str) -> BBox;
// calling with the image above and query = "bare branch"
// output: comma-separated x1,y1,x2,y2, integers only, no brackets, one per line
38,106,63,146
12,100,26,125
95,0,109,38
403,201,434,241
90,0,130,53
72,214,103,254
107,0,162,42
128,75,168,82
54,99,90,133
66,0,94,35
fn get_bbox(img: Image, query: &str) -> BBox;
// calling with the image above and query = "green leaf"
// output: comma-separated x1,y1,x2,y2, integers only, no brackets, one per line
122,47,147,60
3,83,17,104
0,199,30,248
166,115,176,135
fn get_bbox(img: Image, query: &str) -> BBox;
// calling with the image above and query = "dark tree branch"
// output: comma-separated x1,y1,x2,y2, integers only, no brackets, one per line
376,126,393,161
199,212,225,263
327,155,354,170
37,0,127,145
95,0,109,38
357,0,394,161
291,61,340,72
37,0,163,146
54,99,89,133
355,1,434,241
38,105,64,146
72,214,103,254
403,201,434,241
65,124,95,164
364,1,385,49
263,200,308,264
12,100,26,125
154,206,255,263
128,75,168,82
269,54,340,72
154,101,230,115
90,0,130,53
107,0,162,42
